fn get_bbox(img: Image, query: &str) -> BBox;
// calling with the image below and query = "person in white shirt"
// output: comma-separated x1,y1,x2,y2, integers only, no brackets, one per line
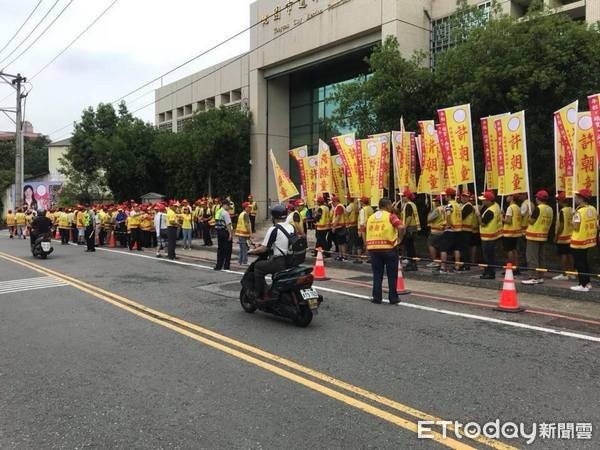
249,205,294,301
153,204,168,257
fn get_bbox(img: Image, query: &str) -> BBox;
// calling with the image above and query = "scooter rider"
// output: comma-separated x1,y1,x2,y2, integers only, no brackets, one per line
30,209,53,248
249,204,294,301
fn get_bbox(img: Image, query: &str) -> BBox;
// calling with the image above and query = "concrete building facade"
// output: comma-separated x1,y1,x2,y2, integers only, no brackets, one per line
155,0,599,218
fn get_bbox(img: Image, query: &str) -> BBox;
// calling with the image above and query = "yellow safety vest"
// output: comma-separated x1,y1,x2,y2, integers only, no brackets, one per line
235,211,251,237
521,200,531,232
570,205,598,249
6,213,15,226
58,212,70,228
525,203,553,242
447,200,462,231
428,206,445,235
480,203,502,241
402,201,421,231
250,201,257,216
332,204,345,229
345,201,359,228
359,205,374,232
316,205,330,230
459,202,477,232
75,211,85,227
555,206,573,244
15,212,26,225
128,213,141,228
366,210,398,250
502,203,522,237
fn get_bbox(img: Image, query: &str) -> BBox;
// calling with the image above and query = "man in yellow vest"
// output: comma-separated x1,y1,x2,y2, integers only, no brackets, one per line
426,194,445,269
128,204,143,251
401,189,420,271
248,194,258,233
434,188,462,273
313,196,331,256
570,189,598,292
5,209,16,238
331,195,347,261
517,192,531,267
552,191,574,281
357,196,373,262
502,194,523,275
458,191,477,271
57,207,71,245
366,197,405,304
166,202,180,260
522,190,554,285
476,191,502,279
236,202,253,265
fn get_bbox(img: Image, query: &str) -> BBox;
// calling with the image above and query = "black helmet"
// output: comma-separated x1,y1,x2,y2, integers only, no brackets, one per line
270,204,287,220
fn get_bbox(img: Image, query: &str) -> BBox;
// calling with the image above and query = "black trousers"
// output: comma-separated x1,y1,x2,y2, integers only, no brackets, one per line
117,223,128,247
167,226,177,259
315,230,330,253
250,215,256,233
201,222,212,246
59,228,69,244
254,256,288,297
403,232,417,260
369,250,399,302
85,226,95,251
481,240,497,276
572,248,591,286
347,226,358,255
215,229,232,270
142,230,153,248
129,228,142,250
99,228,107,246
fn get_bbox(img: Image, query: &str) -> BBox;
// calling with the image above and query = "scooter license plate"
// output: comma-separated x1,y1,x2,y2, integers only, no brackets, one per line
300,288,319,301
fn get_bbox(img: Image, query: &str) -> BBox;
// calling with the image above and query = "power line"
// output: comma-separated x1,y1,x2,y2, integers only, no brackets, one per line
0,0,44,57
0,0,60,68
47,0,304,137
2,0,75,71
30,0,120,80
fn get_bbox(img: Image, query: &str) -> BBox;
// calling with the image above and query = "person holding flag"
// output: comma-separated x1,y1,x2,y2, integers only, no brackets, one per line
502,194,523,275
569,189,598,292
476,191,502,279
522,190,554,285
400,189,420,271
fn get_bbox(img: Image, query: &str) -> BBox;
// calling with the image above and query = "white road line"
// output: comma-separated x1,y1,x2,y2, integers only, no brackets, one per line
0,276,68,295
89,246,600,344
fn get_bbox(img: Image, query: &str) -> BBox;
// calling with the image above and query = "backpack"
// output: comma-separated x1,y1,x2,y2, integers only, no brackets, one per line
273,224,307,266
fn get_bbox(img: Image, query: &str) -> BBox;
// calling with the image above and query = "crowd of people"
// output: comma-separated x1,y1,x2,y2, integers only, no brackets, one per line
3,187,599,293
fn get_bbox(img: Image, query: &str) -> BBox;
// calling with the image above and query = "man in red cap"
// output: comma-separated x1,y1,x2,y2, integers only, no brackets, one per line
569,189,597,292
235,202,253,265
344,194,359,260
552,191,574,281
433,187,462,273
458,190,477,271
248,194,257,233
476,191,501,279
285,199,305,237
400,189,420,271
330,195,347,261
522,189,553,285
502,194,522,275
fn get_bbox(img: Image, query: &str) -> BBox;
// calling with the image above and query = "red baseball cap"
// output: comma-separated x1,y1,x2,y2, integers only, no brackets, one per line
555,191,567,201
535,190,549,201
360,196,370,204
478,190,495,202
242,202,250,208
575,188,592,199
445,188,456,196
403,189,415,200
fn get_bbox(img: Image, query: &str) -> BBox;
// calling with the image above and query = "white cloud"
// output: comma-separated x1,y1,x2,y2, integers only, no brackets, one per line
0,0,251,139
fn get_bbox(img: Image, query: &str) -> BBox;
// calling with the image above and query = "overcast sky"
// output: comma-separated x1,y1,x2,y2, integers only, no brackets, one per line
0,0,251,141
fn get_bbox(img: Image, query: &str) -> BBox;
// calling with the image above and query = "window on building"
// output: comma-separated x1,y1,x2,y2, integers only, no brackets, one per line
231,88,242,102
184,104,193,116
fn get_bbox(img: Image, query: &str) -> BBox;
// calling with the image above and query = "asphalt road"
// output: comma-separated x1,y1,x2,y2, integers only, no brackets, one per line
1,236,599,449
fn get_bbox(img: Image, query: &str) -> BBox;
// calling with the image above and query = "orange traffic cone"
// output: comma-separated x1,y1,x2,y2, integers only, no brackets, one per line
312,248,330,281
396,261,411,295
109,231,116,248
495,263,524,313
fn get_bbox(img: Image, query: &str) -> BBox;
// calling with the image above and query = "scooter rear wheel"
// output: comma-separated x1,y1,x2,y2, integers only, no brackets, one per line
240,289,257,313
294,304,313,328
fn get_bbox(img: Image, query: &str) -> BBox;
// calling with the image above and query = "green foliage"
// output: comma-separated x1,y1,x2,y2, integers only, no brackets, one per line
333,10,600,191
57,155,110,206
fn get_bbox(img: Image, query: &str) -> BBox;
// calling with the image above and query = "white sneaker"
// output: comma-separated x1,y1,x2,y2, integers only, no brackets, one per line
570,285,590,292
522,278,541,285
426,262,440,268
552,274,568,281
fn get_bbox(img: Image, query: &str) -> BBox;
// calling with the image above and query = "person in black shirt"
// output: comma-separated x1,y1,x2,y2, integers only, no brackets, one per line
30,209,53,248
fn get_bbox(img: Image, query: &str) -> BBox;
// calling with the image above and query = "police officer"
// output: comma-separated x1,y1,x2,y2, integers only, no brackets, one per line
214,199,233,271
83,205,96,253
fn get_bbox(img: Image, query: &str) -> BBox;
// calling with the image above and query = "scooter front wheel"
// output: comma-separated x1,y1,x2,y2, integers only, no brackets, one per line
240,289,257,313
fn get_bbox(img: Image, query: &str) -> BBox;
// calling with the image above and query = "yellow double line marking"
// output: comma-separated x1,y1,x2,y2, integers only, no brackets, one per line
0,251,514,450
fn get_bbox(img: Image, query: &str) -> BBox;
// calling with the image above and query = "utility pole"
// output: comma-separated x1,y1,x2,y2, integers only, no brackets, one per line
0,71,27,208
14,73,25,207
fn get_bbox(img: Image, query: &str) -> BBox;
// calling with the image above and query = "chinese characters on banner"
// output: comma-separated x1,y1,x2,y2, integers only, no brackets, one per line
331,154,348,200
269,149,299,202
495,111,529,196
332,133,361,197
588,93,600,161
416,121,445,194
575,112,597,195
554,101,578,197
316,139,333,194
437,104,475,186
369,132,391,191
289,145,317,208
480,113,507,190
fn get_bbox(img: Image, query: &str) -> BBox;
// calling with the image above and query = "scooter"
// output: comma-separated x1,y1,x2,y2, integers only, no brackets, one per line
240,254,323,327
31,232,54,259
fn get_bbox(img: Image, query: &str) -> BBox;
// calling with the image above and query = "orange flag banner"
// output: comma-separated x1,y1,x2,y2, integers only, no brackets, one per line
332,133,361,197
369,132,391,191
574,112,597,195
554,101,578,196
480,113,507,190
270,149,299,202
289,145,316,208
316,139,333,194
437,103,476,186
417,121,445,194
494,111,529,196
331,153,348,200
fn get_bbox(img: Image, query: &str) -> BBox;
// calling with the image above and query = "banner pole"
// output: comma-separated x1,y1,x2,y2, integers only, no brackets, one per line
520,111,533,215
468,105,479,208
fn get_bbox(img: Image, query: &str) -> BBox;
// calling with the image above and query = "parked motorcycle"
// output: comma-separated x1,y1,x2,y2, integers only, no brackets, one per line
240,255,323,327
31,233,54,259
